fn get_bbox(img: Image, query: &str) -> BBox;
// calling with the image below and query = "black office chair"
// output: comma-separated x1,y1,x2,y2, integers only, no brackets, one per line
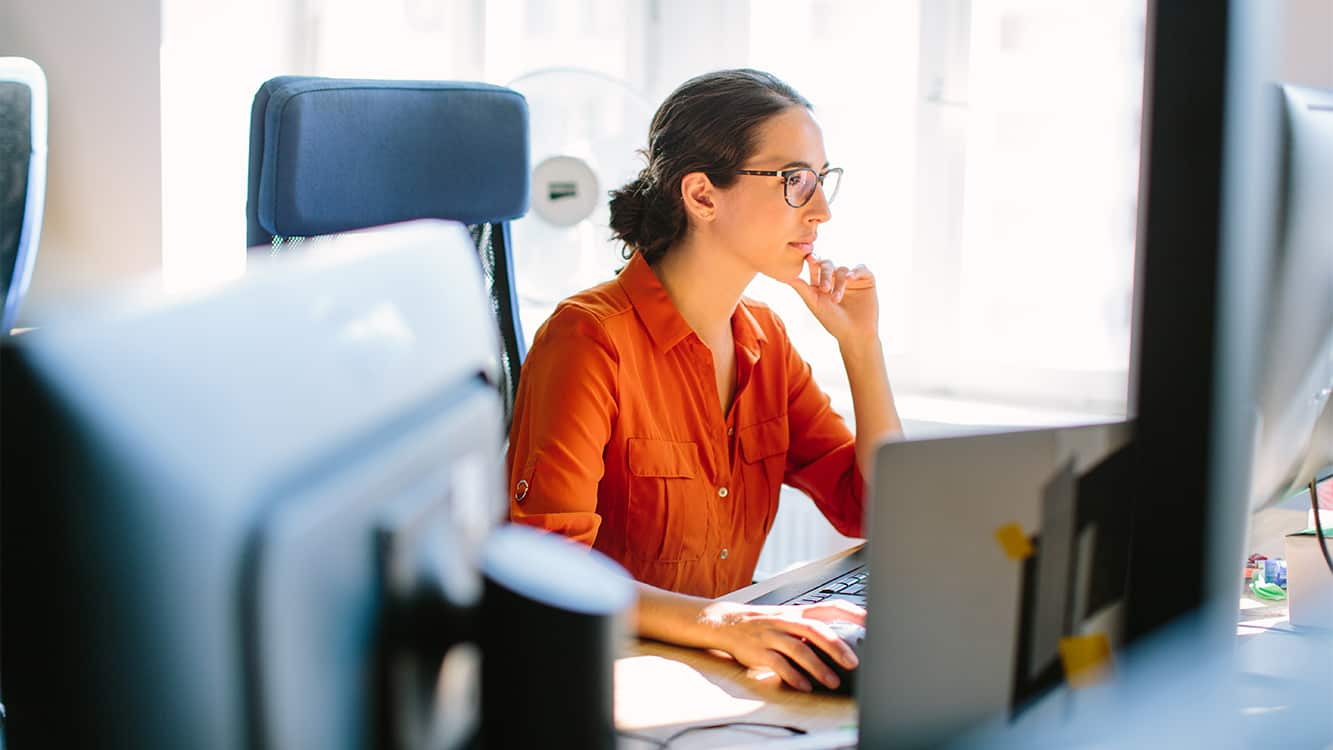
0,57,48,334
245,76,530,425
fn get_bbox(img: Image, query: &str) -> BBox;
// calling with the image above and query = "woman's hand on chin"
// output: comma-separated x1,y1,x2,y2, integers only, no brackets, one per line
785,255,879,349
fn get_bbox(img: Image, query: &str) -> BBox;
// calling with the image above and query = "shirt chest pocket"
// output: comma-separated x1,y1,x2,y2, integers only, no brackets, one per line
625,438,710,563
738,414,790,535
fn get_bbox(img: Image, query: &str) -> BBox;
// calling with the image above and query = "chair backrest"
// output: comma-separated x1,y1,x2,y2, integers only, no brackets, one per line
246,76,530,425
0,57,48,333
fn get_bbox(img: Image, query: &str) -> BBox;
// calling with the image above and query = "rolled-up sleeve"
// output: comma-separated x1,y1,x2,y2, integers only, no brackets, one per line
506,305,619,545
778,322,865,538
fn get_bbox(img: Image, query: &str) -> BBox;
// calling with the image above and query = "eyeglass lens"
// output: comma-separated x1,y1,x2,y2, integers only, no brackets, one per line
785,168,841,207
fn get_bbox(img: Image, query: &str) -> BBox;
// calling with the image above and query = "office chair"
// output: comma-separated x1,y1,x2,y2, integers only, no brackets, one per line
245,76,530,425
0,57,48,334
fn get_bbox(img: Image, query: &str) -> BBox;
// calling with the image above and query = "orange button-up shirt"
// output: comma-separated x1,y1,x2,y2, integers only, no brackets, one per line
507,252,864,598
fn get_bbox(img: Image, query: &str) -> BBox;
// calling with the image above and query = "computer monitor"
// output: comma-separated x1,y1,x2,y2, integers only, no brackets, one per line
1,220,506,748
1249,83,1333,511
1124,0,1333,647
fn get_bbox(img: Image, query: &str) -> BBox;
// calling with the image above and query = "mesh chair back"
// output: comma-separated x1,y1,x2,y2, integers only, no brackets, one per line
469,222,523,424
0,57,47,332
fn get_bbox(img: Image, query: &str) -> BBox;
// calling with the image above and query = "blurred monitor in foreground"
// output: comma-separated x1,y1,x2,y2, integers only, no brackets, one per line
2,220,505,748
1126,0,1332,651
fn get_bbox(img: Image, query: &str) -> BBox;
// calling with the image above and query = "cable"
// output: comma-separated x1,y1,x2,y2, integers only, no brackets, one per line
616,728,668,749
617,721,808,748
1311,478,1333,575
663,721,806,746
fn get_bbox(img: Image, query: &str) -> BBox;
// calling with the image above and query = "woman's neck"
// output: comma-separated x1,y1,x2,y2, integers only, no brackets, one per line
652,236,754,344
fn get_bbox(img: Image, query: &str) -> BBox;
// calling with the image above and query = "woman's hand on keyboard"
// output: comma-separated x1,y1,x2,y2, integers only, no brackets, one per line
696,599,865,692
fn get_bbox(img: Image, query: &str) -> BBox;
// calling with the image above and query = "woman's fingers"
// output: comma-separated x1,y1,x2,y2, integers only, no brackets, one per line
771,616,859,670
802,259,830,297
846,263,874,288
759,647,814,692
802,599,868,626
762,631,840,691
832,266,850,303
806,255,837,291
805,255,823,290
804,257,872,304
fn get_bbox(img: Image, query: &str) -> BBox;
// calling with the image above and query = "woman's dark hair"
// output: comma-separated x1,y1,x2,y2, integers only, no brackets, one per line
608,69,812,264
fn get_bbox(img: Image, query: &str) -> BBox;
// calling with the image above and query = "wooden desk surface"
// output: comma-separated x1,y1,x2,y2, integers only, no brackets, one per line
614,544,862,749
612,541,1305,749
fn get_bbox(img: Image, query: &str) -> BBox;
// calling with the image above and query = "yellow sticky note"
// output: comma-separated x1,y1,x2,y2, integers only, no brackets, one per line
1058,634,1113,688
994,523,1033,561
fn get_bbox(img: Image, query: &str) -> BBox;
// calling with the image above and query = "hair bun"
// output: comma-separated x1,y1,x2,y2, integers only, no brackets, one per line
608,173,654,257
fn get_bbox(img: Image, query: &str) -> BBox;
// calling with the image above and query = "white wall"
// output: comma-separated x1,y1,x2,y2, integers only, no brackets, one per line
1281,0,1333,88
1,0,163,321
0,0,301,322
159,0,302,291
644,1,752,102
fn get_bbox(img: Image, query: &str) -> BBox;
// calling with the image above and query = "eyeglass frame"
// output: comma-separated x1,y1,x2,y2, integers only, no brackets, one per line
732,166,844,208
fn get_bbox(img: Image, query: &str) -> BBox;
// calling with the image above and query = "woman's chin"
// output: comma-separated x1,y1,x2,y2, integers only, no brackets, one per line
757,263,803,284
788,257,808,280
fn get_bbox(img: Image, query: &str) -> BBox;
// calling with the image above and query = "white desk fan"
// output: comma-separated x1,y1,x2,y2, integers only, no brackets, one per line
506,68,654,345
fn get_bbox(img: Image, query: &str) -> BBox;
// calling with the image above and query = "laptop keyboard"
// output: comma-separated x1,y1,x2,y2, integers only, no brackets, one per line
782,565,868,608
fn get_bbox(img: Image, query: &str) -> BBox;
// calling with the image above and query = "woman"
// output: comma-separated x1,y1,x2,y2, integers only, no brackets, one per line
507,69,902,692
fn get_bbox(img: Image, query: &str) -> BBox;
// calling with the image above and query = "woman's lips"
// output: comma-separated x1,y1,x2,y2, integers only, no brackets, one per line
790,241,814,255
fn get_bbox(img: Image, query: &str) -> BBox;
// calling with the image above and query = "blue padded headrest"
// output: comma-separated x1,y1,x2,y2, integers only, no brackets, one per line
251,77,529,240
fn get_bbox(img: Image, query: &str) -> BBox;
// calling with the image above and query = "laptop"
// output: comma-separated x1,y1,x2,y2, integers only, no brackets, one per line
747,547,868,607
752,421,1135,748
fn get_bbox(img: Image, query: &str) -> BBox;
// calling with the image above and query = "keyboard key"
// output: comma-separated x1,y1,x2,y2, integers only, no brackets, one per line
778,566,870,607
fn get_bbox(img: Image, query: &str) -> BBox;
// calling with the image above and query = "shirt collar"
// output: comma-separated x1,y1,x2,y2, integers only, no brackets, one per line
618,252,694,352
732,298,768,363
618,252,770,356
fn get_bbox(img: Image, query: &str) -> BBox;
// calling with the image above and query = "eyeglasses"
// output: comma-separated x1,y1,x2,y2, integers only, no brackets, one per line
733,166,843,208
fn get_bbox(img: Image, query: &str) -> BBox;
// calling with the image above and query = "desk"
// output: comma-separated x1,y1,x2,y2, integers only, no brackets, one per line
613,541,1328,749
615,544,862,749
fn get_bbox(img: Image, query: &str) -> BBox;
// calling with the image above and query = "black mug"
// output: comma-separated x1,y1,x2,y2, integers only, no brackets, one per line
479,524,635,749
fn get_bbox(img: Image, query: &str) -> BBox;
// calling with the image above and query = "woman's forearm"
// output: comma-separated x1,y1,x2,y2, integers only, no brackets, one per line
630,579,866,692
633,581,718,648
840,336,902,481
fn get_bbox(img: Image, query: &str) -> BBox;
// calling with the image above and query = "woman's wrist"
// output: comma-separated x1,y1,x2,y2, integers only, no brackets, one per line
838,333,884,365
636,583,727,649
694,601,766,647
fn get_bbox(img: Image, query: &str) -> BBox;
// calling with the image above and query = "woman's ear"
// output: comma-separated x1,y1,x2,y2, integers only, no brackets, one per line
680,172,716,222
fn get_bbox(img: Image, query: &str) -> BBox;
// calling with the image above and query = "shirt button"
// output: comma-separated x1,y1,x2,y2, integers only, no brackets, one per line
717,486,729,498
727,427,734,437
720,548,729,560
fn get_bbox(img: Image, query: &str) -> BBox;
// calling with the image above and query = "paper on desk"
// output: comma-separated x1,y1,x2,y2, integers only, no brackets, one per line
614,655,764,730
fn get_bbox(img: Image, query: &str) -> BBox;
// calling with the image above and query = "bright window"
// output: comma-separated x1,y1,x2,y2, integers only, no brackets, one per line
295,0,1144,421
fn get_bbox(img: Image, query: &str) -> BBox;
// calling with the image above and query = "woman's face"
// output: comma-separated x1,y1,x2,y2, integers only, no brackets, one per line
712,105,833,281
